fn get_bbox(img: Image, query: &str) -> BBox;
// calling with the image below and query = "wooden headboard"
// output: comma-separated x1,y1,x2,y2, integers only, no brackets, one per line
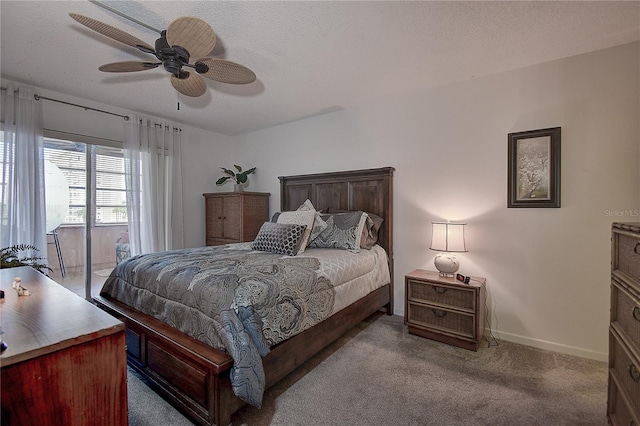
279,166,395,296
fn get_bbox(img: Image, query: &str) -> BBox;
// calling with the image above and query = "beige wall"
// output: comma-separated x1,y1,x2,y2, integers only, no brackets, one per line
46,225,128,268
231,42,640,361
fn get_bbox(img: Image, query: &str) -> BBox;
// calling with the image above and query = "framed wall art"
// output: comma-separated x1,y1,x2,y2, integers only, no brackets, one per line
507,127,561,208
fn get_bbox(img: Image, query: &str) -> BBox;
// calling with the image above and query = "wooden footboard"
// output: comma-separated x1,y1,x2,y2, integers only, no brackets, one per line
93,294,236,426
94,284,390,426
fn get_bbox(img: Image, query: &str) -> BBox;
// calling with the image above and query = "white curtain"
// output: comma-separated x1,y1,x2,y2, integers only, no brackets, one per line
0,84,47,260
123,115,184,255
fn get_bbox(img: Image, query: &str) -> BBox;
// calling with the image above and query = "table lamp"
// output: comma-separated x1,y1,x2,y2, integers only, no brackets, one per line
429,222,468,277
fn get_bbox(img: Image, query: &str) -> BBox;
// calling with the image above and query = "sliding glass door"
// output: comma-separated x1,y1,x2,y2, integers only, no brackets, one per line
44,137,128,299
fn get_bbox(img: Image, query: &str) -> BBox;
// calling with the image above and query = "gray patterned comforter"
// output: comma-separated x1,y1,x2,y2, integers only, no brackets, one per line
101,244,336,408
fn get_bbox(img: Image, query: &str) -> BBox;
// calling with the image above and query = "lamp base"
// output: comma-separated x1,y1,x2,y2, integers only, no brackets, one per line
434,253,460,277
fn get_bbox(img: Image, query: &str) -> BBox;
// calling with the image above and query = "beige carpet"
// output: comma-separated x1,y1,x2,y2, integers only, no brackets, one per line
128,313,608,426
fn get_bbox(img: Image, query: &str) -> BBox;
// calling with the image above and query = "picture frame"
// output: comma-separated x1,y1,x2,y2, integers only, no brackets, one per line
507,127,561,208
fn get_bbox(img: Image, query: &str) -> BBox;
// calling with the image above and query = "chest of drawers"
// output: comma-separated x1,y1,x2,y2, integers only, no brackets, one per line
0,266,127,425
607,222,640,425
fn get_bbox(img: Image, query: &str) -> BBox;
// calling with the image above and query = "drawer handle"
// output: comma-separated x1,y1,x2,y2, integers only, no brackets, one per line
433,286,448,295
633,306,640,322
432,309,447,318
635,242,640,255
630,364,640,383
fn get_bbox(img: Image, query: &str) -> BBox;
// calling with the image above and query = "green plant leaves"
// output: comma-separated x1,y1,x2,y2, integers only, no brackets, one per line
221,168,236,177
216,166,256,185
0,244,52,275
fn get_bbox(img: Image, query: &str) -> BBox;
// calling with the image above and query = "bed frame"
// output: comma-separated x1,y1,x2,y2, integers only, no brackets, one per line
93,166,394,426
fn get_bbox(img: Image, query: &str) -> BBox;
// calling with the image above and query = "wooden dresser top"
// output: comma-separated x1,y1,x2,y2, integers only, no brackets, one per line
0,266,123,367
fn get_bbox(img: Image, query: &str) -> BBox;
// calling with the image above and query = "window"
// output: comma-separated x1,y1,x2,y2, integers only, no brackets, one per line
44,138,127,225
95,146,127,224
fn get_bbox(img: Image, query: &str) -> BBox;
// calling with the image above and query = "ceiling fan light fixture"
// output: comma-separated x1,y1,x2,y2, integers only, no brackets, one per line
162,58,184,75
69,11,256,98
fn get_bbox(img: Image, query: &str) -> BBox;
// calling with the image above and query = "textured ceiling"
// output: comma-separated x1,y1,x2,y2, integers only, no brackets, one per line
1,1,639,136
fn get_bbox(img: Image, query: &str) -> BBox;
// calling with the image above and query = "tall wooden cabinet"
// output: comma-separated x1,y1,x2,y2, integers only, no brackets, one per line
203,191,270,246
608,222,640,425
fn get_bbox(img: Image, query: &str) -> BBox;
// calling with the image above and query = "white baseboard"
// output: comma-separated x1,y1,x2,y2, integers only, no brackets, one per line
487,328,608,362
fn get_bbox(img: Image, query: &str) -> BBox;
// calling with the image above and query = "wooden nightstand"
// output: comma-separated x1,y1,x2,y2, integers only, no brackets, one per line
405,269,486,351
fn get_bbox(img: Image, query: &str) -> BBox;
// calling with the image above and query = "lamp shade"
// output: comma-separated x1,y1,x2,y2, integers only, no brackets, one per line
429,222,468,277
429,222,467,253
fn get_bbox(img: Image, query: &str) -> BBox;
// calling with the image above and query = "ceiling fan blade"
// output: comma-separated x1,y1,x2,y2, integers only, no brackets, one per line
166,17,216,59
170,71,207,97
195,58,256,84
99,61,160,72
69,13,154,52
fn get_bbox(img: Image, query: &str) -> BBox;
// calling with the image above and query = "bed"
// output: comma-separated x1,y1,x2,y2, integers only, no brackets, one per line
93,166,394,426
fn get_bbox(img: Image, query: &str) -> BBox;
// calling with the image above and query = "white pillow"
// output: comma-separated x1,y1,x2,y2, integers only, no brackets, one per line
276,209,316,254
296,199,328,244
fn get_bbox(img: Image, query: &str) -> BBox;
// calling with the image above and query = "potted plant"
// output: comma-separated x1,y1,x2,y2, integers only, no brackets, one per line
1,244,51,275
216,165,256,191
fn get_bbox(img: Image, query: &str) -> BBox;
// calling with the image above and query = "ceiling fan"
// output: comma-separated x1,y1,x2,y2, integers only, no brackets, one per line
69,3,256,98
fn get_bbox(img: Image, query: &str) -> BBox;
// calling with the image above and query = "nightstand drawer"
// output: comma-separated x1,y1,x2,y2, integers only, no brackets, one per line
407,302,475,339
407,278,475,311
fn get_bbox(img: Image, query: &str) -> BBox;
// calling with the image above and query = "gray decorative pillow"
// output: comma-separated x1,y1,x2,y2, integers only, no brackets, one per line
309,211,368,251
325,208,384,249
252,222,306,256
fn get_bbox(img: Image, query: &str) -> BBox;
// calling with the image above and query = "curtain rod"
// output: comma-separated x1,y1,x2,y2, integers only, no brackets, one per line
1,86,129,121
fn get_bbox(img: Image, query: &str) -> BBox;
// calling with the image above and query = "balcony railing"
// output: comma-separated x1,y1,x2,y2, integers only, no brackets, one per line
46,224,128,297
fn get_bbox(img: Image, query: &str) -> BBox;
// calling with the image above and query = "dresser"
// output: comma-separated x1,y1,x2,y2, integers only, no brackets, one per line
0,266,127,425
203,191,270,246
608,222,640,425
404,269,486,351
